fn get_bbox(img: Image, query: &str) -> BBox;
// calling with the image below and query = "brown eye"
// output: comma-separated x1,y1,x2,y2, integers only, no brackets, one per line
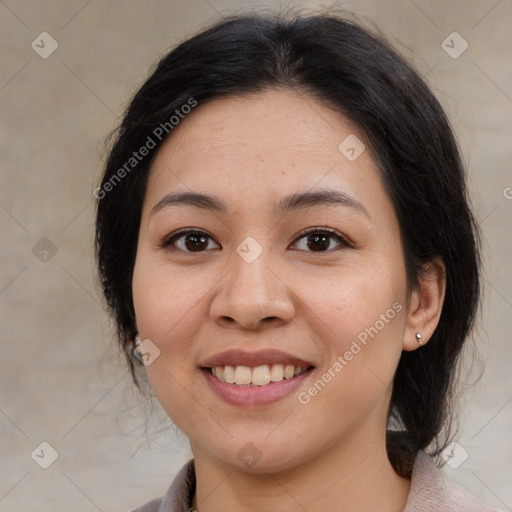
162,230,220,253
183,233,209,252
292,228,349,253
306,233,331,252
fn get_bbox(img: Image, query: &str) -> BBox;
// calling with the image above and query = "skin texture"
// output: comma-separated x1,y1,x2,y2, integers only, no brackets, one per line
132,88,446,512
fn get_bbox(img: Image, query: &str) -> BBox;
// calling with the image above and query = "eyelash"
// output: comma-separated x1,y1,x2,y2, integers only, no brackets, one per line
159,227,352,254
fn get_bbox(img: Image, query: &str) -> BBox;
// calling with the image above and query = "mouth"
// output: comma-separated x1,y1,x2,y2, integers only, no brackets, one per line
199,349,315,407
205,364,312,386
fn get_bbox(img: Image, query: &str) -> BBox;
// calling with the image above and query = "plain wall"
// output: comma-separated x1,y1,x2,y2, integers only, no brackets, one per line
1,0,511,510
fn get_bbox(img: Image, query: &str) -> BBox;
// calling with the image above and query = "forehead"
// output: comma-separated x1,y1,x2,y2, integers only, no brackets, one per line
144,88,388,219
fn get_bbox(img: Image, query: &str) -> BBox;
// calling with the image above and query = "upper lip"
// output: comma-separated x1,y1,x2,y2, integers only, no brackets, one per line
201,349,314,368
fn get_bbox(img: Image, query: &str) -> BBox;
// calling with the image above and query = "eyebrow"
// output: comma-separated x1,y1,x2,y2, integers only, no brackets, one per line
150,189,368,217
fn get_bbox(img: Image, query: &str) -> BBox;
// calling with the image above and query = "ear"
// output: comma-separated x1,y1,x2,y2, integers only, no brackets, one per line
403,256,446,351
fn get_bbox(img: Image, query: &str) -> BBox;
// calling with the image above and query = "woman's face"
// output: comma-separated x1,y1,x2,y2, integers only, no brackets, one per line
132,88,411,473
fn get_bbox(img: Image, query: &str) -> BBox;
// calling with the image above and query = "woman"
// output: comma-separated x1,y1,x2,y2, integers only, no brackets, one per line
95,13,498,511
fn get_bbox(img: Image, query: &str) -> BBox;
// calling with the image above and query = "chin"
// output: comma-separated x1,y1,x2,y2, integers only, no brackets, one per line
203,436,314,475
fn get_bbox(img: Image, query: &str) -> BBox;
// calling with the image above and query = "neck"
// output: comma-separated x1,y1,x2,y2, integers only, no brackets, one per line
190,423,411,512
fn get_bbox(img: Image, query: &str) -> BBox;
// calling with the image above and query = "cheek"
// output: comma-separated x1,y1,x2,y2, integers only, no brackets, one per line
131,256,209,431
293,259,406,388
132,254,210,342
293,288,405,438
299,257,404,332
131,254,215,415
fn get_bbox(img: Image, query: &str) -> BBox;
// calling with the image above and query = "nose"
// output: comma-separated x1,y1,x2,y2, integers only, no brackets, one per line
210,249,296,330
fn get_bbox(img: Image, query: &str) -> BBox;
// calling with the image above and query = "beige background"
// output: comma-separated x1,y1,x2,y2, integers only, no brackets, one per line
1,0,511,510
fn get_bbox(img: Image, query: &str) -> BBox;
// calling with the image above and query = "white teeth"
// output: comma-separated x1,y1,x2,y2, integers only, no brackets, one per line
210,364,308,386
269,364,284,382
284,365,295,379
234,365,252,385
224,365,235,384
251,365,271,386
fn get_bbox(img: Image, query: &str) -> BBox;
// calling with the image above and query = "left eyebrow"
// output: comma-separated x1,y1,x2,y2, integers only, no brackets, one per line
150,188,369,218
277,189,369,218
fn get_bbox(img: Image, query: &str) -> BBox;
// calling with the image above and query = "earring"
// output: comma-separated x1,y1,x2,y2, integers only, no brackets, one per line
135,336,142,347
415,333,423,345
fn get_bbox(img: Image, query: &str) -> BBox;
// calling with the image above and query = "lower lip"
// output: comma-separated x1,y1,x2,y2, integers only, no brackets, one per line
201,368,314,408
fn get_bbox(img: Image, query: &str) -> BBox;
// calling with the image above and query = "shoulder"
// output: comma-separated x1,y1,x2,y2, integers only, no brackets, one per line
405,451,501,512
130,459,195,512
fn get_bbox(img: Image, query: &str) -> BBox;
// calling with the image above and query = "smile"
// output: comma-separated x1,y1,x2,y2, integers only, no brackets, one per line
200,349,315,407
208,364,310,386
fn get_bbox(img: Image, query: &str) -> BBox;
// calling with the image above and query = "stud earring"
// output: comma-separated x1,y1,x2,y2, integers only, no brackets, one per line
415,333,423,345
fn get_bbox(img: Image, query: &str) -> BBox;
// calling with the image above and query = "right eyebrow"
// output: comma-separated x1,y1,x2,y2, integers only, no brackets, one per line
150,192,228,216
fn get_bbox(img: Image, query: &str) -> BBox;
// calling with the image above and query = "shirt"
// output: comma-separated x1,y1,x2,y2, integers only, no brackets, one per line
131,451,500,511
